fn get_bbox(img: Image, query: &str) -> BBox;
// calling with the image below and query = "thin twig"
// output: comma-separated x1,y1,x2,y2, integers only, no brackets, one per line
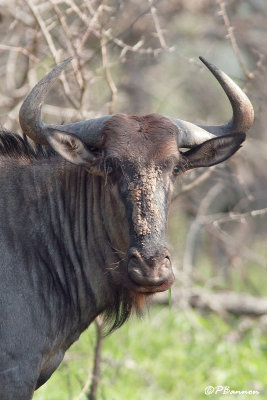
173,166,216,201
191,207,267,269
88,317,104,400
216,0,254,79
243,49,265,91
101,30,118,114
0,44,39,63
77,4,108,54
25,0,59,62
182,183,224,291
48,0,85,90
207,218,266,270
65,0,89,24
25,0,79,109
148,0,167,49
75,369,92,400
213,207,267,226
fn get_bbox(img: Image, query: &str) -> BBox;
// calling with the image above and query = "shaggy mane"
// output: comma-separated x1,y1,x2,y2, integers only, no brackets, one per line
0,130,56,160
0,129,149,336
102,287,149,335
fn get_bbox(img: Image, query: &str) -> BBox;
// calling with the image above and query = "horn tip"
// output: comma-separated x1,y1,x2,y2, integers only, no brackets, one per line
199,56,223,79
199,56,214,70
45,57,73,80
54,57,73,72
63,56,73,64
59,57,73,69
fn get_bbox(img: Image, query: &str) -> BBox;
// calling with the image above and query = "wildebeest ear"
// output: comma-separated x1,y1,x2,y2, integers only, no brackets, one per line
182,133,246,170
47,130,96,165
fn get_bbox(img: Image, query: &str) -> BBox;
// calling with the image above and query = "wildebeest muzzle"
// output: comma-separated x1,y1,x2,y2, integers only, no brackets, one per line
127,247,174,293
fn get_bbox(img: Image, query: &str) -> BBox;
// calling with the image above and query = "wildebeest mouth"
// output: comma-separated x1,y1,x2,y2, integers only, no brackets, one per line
125,247,175,294
127,278,174,294
125,273,174,294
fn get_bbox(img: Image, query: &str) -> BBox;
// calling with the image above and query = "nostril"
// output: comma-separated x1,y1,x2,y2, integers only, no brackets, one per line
128,253,139,262
163,256,171,268
128,260,142,276
127,248,173,288
128,255,143,275
156,260,172,281
128,266,144,282
128,247,140,259
128,254,141,270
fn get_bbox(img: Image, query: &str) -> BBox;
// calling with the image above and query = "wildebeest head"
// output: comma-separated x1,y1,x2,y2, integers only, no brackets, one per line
101,113,178,294
19,57,253,297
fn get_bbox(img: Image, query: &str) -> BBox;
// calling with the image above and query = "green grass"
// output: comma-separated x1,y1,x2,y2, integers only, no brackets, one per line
34,307,267,400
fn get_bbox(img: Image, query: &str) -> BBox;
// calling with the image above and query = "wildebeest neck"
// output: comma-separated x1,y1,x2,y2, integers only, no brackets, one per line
0,157,130,335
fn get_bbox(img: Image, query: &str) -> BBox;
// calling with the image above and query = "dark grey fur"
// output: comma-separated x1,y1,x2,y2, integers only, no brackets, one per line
0,132,136,399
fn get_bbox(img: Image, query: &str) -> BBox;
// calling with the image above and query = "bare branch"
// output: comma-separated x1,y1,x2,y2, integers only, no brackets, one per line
189,207,267,269
88,317,104,400
148,0,167,49
216,0,254,79
48,0,85,90
101,30,118,114
25,0,79,109
213,207,267,226
0,44,39,63
25,0,59,63
156,288,267,317
77,4,109,54
182,183,224,292
75,370,92,400
172,166,216,201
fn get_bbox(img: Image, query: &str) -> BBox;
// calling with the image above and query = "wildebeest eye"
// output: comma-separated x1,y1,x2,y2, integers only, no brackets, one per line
173,166,180,176
87,146,100,156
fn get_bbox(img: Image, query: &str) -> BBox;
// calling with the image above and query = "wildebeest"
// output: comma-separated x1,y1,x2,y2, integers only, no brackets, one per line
0,56,253,399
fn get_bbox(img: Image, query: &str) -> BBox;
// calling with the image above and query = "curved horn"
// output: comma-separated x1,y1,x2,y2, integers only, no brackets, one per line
19,58,112,146
167,57,254,148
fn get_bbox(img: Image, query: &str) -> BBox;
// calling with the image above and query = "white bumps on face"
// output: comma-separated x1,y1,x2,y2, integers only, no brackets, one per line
128,166,163,237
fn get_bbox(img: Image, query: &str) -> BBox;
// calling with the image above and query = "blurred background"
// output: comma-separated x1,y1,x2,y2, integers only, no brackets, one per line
0,0,266,399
